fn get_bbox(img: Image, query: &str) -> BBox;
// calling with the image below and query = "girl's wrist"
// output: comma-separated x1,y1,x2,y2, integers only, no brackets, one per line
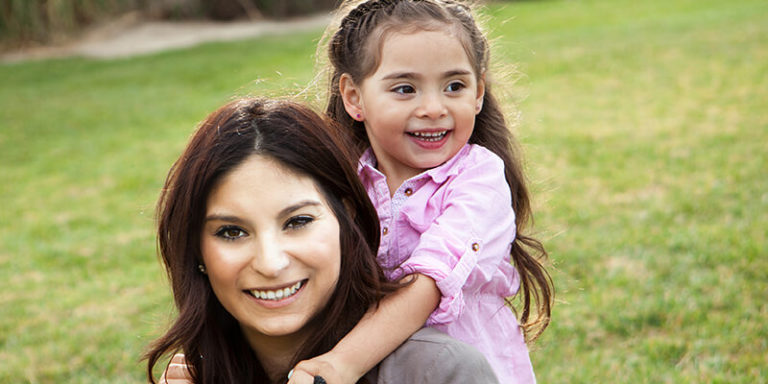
324,349,367,383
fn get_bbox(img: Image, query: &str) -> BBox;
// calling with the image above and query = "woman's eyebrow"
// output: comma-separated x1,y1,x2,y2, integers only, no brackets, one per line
279,200,322,217
203,200,322,223
204,214,245,223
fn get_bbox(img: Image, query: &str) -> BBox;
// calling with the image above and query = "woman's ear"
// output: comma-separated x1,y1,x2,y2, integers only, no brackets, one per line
475,72,486,114
339,73,365,121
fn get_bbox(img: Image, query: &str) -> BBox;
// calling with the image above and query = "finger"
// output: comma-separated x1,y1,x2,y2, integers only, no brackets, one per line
287,369,317,384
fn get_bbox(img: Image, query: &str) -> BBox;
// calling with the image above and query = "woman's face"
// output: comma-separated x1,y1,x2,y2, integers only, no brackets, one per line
201,154,341,346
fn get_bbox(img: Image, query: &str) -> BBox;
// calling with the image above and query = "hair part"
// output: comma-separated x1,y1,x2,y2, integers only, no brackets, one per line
321,0,553,342
144,98,397,383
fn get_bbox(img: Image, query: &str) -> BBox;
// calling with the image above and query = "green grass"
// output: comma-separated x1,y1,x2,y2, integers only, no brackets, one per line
1,0,766,382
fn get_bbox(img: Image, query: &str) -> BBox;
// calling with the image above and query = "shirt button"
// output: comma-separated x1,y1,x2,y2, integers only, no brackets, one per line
404,188,413,196
472,242,480,252
383,227,389,235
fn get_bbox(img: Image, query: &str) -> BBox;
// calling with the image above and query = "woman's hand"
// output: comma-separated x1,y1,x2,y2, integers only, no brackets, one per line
159,353,194,384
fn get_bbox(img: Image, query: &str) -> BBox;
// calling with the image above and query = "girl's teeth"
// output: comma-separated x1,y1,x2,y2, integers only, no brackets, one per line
250,281,303,301
410,131,447,141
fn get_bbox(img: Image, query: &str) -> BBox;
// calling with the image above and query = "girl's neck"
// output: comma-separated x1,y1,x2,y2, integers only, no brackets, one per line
374,158,423,198
384,172,411,198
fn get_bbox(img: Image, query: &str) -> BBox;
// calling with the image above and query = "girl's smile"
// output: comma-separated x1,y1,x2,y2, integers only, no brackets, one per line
407,128,452,149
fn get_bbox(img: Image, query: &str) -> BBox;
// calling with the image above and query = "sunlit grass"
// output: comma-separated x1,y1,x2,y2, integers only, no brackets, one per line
487,0,767,382
1,0,766,382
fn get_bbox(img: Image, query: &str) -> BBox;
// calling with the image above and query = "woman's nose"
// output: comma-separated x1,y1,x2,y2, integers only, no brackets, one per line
416,91,447,119
250,238,289,277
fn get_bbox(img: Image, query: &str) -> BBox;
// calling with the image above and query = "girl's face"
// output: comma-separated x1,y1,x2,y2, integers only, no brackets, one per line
201,155,341,349
342,28,484,184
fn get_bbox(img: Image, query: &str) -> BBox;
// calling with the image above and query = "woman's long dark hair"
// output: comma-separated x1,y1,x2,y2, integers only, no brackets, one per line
322,0,553,341
144,98,396,383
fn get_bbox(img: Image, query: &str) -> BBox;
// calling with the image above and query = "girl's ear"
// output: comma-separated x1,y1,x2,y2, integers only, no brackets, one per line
475,72,486,115
339,73,365,121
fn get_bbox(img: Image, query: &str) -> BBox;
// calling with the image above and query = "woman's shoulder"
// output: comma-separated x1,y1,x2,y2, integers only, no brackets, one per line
365,327,500,384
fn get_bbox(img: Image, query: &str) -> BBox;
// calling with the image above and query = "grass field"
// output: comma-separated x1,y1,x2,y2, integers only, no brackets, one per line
1,0,766,382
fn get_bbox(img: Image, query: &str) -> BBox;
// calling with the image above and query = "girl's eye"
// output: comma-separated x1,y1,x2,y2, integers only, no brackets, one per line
285,215,314,230
215,226,247,240
445,82,465,93
392,85,415,94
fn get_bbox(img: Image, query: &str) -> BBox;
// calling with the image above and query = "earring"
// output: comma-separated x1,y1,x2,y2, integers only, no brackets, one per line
356,113,362,120
198,264,207,274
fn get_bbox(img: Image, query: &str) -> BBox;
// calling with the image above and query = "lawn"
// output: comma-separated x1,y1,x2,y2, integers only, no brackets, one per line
1,0,766,382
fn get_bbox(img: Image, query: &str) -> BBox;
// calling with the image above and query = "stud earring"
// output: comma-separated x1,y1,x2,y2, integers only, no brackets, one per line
198,264,207,274
356,113,362,120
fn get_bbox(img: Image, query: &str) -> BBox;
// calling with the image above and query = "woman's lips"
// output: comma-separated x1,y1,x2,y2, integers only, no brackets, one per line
247,279,305,301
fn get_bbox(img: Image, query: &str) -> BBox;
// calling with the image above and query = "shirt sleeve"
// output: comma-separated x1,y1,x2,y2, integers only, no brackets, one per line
394,147,517,325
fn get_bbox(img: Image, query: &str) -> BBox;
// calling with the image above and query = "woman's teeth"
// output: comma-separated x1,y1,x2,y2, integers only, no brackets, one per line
409,131,447,142
250,281,303,301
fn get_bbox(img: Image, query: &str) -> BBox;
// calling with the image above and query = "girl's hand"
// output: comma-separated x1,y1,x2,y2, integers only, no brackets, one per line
159,353,194,384
288,354,350,384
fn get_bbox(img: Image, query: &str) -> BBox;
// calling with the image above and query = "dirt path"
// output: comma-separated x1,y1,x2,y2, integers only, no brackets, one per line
1,12,330,63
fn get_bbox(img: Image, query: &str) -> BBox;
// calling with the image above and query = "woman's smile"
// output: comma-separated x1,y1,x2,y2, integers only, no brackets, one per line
247,279,306,301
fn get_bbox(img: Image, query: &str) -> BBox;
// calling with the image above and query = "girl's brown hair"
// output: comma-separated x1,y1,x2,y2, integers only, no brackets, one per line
322,0,553,341
144,98,396,383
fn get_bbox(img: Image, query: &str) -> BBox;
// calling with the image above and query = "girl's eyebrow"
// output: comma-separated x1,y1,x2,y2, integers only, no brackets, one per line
444,69,473,77
381,69,473,81
381,71,418,81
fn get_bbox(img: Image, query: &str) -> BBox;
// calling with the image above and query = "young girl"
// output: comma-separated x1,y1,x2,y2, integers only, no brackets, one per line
290,1,553,383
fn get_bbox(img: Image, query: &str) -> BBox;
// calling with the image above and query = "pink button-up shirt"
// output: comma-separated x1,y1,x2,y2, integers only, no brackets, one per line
358,144,536,384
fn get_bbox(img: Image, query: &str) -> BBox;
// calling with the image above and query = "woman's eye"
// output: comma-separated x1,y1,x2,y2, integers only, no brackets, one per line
392,85,415,95
445,82,465,92
285,215,314,230
215,226,247,240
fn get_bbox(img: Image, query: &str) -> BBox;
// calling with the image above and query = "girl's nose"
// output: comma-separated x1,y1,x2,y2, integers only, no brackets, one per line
250,238,289,277
417,91,447,119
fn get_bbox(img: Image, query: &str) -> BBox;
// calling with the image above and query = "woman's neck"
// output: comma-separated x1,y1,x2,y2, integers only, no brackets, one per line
243,329,308,383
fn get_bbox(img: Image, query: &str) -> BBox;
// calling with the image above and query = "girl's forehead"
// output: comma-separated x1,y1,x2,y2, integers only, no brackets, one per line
377,20,462,43
366,22,477,73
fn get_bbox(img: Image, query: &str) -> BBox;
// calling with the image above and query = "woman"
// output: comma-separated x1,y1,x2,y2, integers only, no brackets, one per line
144,98,499,384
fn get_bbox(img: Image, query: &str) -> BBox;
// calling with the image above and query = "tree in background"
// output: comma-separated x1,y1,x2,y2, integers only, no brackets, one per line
0,0,336,50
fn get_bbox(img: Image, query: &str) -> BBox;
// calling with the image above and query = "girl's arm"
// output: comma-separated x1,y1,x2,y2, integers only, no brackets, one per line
288,273,440,384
